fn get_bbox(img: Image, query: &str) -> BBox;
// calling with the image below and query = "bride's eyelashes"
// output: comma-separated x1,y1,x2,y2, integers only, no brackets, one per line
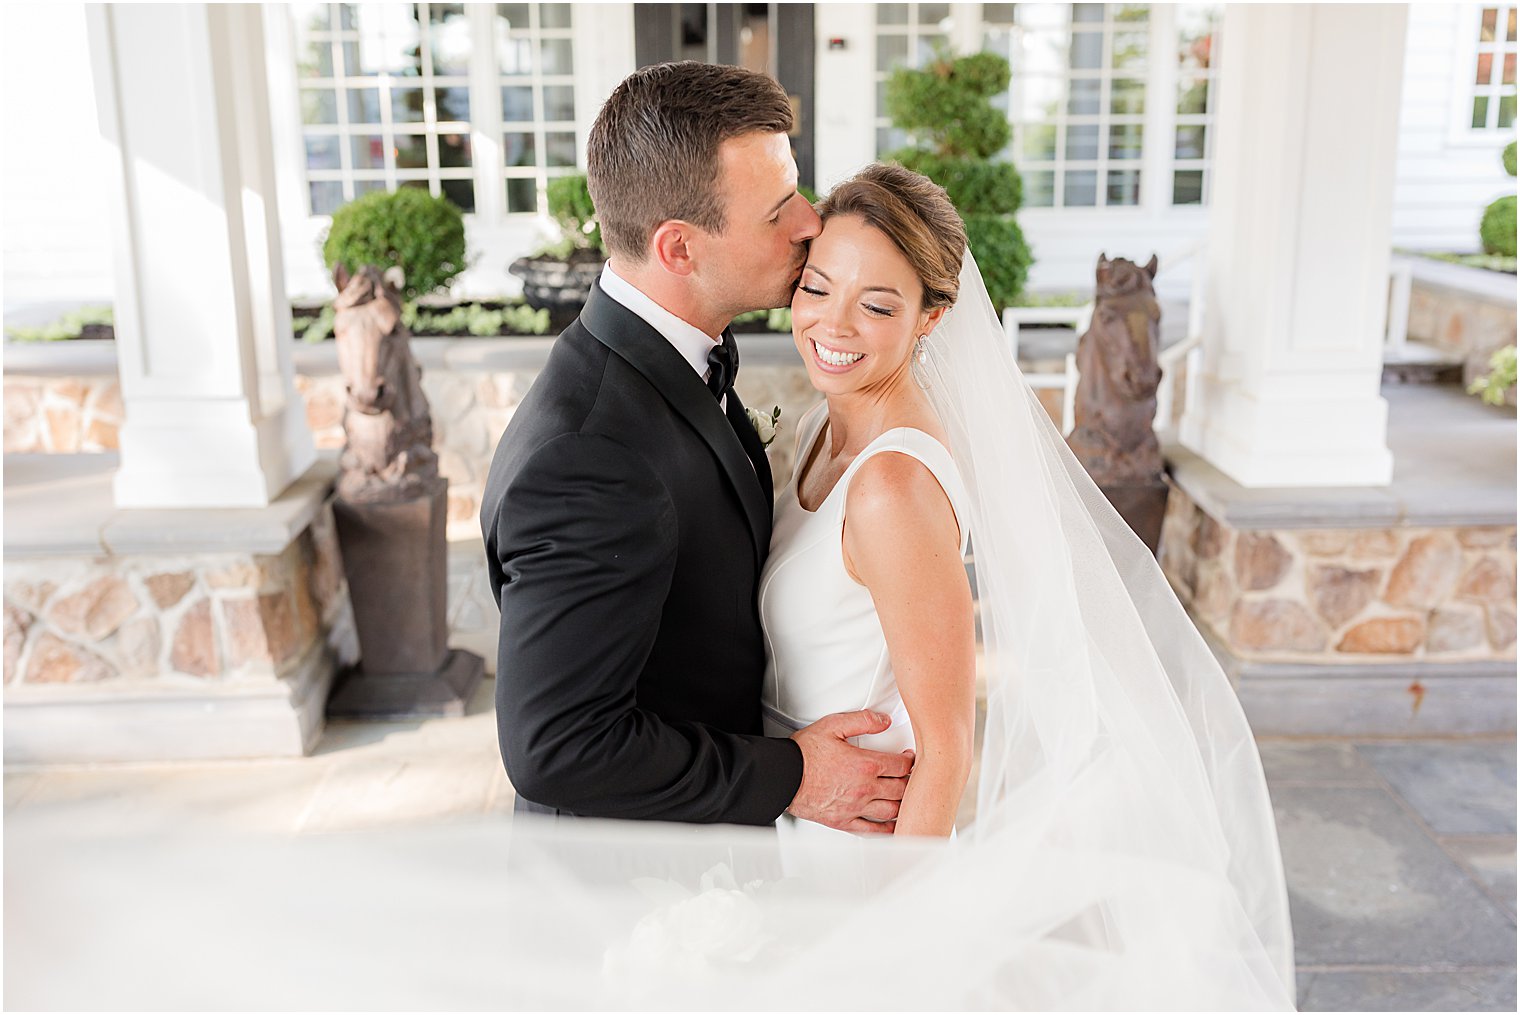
798,284,896,318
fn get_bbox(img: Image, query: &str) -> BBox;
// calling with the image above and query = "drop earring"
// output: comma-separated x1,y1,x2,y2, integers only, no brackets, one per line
913,335,931,389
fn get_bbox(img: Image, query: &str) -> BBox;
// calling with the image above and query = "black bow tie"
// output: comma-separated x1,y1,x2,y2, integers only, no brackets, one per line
706,339,735,400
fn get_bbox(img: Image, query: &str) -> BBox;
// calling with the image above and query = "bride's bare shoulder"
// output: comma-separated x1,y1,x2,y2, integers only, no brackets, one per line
844,446,958,539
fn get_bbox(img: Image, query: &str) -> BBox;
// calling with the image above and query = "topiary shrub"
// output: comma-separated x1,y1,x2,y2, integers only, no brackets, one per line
884,48,1032,309
322,188,467,300
1480,141,1517,258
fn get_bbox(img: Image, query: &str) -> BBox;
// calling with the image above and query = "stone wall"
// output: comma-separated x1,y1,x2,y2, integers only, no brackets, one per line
295,354,827,542
3,375,123,453
3,343,1071,533
1405,263,1518,406
1159,483,1517,665
4,504,357,692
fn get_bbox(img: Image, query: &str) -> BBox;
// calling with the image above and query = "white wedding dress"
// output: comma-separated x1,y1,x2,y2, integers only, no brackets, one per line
760,404,972,753
759,403,970,840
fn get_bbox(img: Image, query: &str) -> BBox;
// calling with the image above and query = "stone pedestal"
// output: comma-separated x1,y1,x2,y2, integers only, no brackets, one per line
3,455,355,763
327,483,483,719
1158,377,1516,736
1099,480,1170,556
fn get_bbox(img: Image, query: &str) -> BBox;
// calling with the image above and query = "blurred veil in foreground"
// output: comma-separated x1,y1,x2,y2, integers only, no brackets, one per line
6,256,1293,1011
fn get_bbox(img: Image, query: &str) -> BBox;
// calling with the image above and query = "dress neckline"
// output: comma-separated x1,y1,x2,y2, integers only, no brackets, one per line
792,407,953,516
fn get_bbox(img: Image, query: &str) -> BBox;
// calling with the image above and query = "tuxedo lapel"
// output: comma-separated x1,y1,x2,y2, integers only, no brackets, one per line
579,283,770,564
725,385,774,514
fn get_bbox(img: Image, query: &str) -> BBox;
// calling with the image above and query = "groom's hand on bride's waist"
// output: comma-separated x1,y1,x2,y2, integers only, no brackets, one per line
786,710,915,834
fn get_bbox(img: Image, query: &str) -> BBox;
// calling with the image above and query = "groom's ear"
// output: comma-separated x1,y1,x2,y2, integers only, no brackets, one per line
650,220,698,277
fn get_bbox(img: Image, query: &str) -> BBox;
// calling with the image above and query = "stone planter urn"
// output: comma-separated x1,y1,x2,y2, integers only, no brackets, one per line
508,249,606,332
324,264,484,719
1066,254,1170,555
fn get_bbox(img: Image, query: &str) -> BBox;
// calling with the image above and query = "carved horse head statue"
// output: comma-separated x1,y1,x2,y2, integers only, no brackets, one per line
332,264,440,503
1065,253,1165,488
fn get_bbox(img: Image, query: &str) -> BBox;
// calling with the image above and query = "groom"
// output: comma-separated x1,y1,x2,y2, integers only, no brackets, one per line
481,62,912,832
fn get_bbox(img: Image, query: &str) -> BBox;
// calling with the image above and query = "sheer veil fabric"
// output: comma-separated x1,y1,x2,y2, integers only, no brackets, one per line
497,253,1296,1011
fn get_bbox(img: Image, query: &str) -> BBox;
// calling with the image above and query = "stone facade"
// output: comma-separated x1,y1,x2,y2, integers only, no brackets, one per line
1406,271,1518,407
1159,484,1517,665
3,505,357,691
295,355,830,542
3,376,123,453
6,343,1078,541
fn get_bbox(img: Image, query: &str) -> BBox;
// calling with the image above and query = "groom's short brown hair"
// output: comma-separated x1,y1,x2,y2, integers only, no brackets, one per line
587,62,794,261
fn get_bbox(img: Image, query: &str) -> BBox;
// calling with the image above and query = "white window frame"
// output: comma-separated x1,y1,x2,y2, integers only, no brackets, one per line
872,4,1221,215
493,2,581,217
281,2,581,222
995,4,1155,210
1448,3,1519,147
291,3,479,214
871,2,959,156
1166,3,1222,208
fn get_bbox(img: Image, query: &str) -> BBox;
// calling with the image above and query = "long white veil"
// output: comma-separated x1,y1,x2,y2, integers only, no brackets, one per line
917,252,1296,1005
487,253,1296,1010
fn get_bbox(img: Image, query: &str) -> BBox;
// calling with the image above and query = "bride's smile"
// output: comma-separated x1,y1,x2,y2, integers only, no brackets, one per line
791,215,941,398
808,337,864,371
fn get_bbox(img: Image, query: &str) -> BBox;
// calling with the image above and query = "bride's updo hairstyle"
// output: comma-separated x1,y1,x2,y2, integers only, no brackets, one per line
815,164,967,311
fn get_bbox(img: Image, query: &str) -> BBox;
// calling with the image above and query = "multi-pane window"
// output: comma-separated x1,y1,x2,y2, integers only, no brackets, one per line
295,3,476,214
292,2,576,219
873,3,953,155
988,3,1150,208
1471,5,1518,131
1172,5,1220,205
496,4,578,215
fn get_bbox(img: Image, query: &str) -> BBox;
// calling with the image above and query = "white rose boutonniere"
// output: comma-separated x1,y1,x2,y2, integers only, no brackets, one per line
747,405,781,449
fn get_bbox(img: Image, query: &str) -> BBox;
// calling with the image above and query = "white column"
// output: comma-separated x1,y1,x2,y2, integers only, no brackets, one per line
86,3,315,508
1179,4,1406,487
813,4,876,192
573,3,636,154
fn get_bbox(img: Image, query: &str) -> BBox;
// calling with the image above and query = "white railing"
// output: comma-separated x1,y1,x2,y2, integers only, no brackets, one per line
1003,239,1208,436
1155,331,1203,432
1384,256,1414,356
1001,305,1092,363
1001,305,1087,435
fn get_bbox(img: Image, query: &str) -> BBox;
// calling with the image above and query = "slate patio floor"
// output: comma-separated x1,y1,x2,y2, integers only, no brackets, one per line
4,676,1515,1011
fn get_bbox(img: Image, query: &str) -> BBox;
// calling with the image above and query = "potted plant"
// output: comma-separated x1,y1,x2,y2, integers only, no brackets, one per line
321,187,468,302
509,174,608,331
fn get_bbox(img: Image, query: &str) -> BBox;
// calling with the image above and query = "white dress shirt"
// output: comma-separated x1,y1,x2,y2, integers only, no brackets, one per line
598,263,728,412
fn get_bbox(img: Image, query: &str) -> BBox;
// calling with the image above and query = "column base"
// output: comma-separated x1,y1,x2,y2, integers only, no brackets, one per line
1180,386,1393,488
111,403,316,509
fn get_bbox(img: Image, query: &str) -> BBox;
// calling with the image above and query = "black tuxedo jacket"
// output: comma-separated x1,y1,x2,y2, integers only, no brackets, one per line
480,281,804,825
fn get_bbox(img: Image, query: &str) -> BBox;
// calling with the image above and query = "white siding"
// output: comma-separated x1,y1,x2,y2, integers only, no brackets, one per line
1392,3,1516,252
1,3,115,316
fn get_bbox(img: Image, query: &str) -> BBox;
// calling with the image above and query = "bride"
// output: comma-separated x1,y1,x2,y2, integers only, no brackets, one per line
502,162,1297,1010
760,165,975,839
